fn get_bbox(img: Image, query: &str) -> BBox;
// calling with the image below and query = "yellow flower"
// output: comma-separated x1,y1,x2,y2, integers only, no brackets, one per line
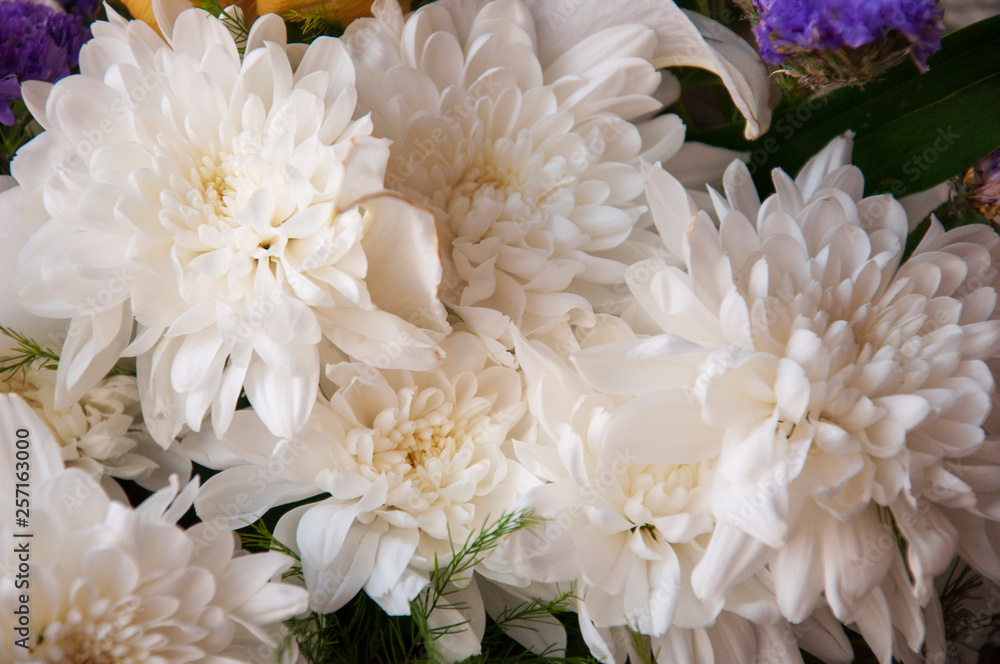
121,0,162,33
257,0,409,23
119,0,409,35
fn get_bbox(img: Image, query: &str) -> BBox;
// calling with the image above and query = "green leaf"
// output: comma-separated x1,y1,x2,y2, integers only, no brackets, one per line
687,15,1000,197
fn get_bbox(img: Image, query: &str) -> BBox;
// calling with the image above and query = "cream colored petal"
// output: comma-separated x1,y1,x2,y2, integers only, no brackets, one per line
434,0,772,138
355,194,449,333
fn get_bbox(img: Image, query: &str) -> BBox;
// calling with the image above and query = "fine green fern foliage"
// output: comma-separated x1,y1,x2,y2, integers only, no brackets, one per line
288,593,425,664
0,327,135,381
410,510,544,655
240,519,303,579
241,510,601,663
0,326,60,380
627,628,658,664
462,589,596,664
939,560,999,645
192,0,250,53
283,6,346,42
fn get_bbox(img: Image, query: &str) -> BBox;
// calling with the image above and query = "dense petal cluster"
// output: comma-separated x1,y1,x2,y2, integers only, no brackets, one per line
0,367,190,499
0,394,309,663
750,0,944,68
343,0,770,348
10,3,448,448
344,0,674,344
502,323,720,638
189,333,531,618
570,135,1000,662
4,0,1000,662
0,0,90,124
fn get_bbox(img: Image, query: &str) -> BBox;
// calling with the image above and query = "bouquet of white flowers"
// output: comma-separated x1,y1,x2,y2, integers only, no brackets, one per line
2,0,1000,662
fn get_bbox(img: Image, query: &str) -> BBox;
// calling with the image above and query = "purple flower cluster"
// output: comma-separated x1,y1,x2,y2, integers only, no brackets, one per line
752,0,945,70
966,148,1000,222
0,0,91,125
57,0,100,20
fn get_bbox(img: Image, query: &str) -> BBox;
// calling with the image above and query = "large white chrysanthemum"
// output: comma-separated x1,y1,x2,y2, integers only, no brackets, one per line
8,0,448,448
187,332,532,619
0,394,309,663
501,323,720,639
499,321,802,664
343,0,770,344
572,136,1000,663
0,366,190,499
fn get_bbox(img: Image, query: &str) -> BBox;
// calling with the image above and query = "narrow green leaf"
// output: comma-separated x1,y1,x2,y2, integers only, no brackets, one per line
686,15,1000,196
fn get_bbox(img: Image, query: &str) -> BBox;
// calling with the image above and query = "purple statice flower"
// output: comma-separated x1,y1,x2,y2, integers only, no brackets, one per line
0,73,19,125
751,0,945,71
57,0,99,20
0,0,91,126
965,148,1000,222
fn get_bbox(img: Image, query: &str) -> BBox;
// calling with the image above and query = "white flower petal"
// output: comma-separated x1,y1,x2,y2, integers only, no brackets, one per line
601,388,722,465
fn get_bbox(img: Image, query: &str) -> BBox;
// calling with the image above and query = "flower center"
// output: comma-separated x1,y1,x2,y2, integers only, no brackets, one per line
50,597,145,664
445,137,575,241
158,136,301,309
349,386,499,511
388,413,474,469
620,463,706,525
199,153,256,224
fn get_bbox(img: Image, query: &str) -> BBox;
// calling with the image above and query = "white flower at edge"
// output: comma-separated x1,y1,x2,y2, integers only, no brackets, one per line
0,366,190,499
503,322,716,637
578,603,807,664
9,0,448,449
499,320,793,663
0,393,309,663
187,333,534,626
906,357,1000,603
343,0,771,346
572,135,1000,663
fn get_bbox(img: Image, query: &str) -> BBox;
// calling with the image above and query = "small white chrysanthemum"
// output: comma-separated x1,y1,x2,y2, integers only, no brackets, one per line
0,366,190,498
0,394,309,663
188,332,532,618
343,0,770,343
8,0,448,448
573,135,1000,663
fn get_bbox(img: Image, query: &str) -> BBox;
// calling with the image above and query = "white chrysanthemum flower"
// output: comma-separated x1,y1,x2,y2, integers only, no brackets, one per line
187,332,533,618
503,320,797,664
906,357,1000,593
8,0,448,448
343,0,770,344
501,322,721,639
572,135,1000,663
0,366,190,498
0,394,309,663
579,604,805,664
